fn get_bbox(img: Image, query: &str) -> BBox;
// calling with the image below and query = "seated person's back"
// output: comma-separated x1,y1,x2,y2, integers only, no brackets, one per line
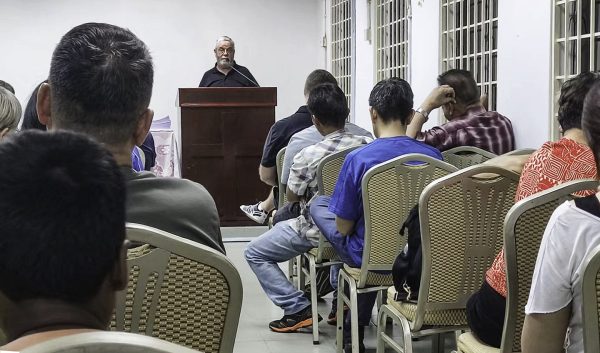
35,22,225,253
0,130,128,351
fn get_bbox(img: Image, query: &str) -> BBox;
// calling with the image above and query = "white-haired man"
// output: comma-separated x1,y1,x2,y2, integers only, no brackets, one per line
199,36,258,87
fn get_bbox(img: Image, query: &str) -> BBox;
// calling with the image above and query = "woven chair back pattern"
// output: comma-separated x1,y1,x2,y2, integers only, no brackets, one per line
442,147,496,170
276,147,287,207
423,173,518,308
111,245,230,353
321,155,347,197
363,156,457,268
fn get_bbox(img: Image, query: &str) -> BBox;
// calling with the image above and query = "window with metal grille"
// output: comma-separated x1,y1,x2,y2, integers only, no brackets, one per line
551,0,600,139
331,0,353,110
374,0,411,82
440,0,498,110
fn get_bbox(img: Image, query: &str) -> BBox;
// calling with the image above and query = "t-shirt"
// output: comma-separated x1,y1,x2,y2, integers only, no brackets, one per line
260,106,312,168
485,137,597,297
120,166,225,254
281,123,373,184
328,136,443,266
198,62,258,87
526,195,600,353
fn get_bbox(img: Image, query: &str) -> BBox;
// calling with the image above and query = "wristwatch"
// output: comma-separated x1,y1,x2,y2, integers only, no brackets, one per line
415,107,429,120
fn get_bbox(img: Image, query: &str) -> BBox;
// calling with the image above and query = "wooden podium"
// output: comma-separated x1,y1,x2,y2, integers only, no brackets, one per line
178,87,276,226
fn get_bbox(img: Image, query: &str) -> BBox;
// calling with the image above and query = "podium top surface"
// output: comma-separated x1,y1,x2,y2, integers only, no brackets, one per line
178,87,277,108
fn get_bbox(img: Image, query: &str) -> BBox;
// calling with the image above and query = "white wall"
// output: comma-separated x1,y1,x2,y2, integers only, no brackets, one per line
0,0,325,138
497,0,552,148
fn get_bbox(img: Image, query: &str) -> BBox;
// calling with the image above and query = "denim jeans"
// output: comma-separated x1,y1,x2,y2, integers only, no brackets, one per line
244,219,315,315
310,195,377,329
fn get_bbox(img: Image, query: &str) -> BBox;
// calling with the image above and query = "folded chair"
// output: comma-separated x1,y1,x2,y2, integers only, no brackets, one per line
582,243,600,353
442,146,497,169
457,179,599,353
337,154,458,353
111,223,243,353
298,145,361,344
22,332,200,353
376,165,520,353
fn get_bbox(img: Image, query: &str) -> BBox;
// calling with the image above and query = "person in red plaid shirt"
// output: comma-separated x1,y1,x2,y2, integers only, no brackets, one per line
408,69,515,155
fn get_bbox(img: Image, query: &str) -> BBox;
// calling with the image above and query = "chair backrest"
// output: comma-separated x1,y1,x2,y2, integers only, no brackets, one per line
111,223,242,353
358,154,458,287
414,165,520,330
316,145,361,197
21,332,200,353
502,148,536,156
276,147,287,207
582,243,600,353
442,146,497,169
502,179,599,353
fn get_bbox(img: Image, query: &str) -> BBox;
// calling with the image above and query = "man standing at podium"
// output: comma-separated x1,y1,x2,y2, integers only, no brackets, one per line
199,36,258,87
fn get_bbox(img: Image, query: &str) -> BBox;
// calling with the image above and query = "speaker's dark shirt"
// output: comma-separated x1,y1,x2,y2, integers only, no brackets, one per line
198,62,258,87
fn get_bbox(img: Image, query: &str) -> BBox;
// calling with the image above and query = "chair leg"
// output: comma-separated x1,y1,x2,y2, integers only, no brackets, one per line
336,271,346,353
309,256,319,344
431,333,443,353
298,256,306,291
376,304,413,353
348,280,359,353
288,257,294,281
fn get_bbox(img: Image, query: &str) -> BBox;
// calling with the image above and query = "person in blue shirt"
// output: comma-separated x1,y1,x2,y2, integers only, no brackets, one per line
310,77,452,352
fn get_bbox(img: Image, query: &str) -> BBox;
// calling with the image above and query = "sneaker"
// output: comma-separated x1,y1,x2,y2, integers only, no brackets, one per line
269,306,322,333
240,202,269,224
327,296,349,325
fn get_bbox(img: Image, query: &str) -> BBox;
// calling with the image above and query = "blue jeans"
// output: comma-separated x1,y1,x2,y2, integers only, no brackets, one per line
310,195,377,329
244,219,315,315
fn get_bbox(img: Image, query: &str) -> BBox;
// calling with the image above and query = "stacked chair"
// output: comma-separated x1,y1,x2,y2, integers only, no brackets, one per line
376,165,521,353
111,223,243,353
337,154,458,353
456,179,599,353
442,146,497,169
582,243,600,353
298,145,361,344
21,332,200,353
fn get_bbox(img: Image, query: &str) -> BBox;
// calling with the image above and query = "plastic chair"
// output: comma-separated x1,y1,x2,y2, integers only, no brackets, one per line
337,154,458,353
456,179,599,353
298,145,360,343
276,146,288,208
21,331,201,353
582,243,600,353
442,146,497,169
377,165,521,353
111,223,243,353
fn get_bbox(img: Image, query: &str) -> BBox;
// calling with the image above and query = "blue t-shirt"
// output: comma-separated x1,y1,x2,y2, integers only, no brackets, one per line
328,136,442,266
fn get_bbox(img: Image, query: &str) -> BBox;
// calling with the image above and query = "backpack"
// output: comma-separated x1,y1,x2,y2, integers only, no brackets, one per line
392,204,422,301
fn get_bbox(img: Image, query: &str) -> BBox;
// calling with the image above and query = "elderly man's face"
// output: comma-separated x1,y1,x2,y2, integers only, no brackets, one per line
214,40,235,69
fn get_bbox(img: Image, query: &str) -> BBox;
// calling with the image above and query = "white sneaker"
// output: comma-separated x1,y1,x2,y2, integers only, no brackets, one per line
240,202,269,224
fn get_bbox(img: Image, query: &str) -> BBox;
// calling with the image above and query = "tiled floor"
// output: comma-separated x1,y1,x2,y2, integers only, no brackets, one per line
225,241,458,353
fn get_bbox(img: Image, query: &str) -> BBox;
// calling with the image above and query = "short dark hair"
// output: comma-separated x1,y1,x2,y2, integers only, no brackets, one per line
304,69,338,97
307,83,349,129
368,78,414,124
582,82,600,174
558,71,600,132
21,80,48,131
49,22,153,145
0,80,15,94
437,69,479,106
0,130,126,303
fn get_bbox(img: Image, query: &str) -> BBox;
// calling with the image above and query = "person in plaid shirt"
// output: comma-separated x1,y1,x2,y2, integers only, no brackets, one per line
408,69,515,155
244,83,372,333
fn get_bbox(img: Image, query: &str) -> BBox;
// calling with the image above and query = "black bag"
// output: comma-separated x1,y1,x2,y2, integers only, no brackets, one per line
392,204,422,301
272,201,301,225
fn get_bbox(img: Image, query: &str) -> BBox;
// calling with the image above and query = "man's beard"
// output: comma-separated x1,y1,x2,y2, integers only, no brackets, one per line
218,58,232,68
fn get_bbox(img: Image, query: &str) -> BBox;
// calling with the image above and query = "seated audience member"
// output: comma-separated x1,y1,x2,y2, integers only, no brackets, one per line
467,71,600,348
36,22,225,253
408,69,515,155
0,130,128,351
0,86,21,141
21,81,47,131
521,81,600,353
310,78,449,352
244,83,372,332
240,69,339,224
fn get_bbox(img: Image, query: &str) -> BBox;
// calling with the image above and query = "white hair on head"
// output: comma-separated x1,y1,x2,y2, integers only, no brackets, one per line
215,36,235,48
0,87,22,131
